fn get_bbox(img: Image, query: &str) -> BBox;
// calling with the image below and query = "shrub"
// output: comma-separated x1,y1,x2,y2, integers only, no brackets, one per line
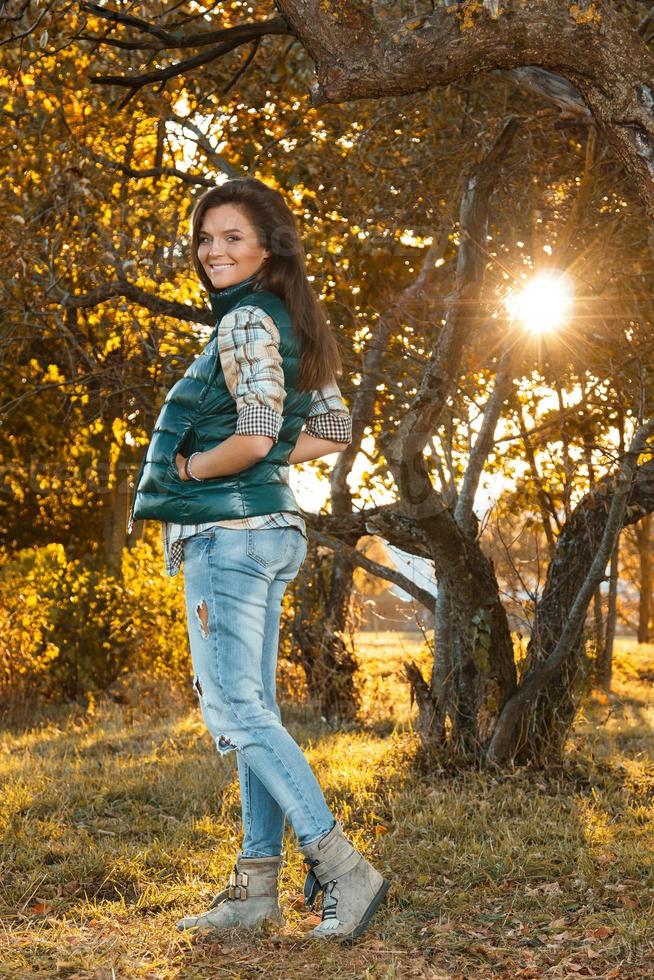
0,540,190,708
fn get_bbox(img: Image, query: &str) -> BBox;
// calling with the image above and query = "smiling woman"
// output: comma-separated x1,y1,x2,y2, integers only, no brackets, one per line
127,176,388,943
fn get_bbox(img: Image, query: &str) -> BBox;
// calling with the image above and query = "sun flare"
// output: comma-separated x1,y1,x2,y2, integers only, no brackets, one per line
504,270,574,334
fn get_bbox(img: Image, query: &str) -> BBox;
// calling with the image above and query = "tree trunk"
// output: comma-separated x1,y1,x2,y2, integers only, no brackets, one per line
103,444,130,574
596,535,620,691
592,586,604,662
487,425,654,767
291,539,360,720
636,512,653,643
318,546,360,721
380,119,519,759
430,580,452,742
314,454,363,721
316,205,451,721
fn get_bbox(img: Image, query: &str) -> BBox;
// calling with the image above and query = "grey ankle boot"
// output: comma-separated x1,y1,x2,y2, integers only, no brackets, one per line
300,821,390,941
176,853,285,934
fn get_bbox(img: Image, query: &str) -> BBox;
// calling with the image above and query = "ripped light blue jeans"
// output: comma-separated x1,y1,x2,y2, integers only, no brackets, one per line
182,524,336,856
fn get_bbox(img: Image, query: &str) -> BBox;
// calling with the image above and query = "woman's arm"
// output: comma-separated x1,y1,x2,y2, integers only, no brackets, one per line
288,431,349,465
174,307,353,478
302,379,352,447
177,429,347,479
176,433,270,480
176,304,284,481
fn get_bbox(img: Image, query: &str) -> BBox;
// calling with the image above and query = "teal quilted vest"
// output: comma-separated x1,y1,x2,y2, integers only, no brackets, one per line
128,273,314,527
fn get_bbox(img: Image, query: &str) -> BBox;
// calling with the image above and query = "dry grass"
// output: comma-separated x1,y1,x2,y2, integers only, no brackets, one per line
1,634,653,979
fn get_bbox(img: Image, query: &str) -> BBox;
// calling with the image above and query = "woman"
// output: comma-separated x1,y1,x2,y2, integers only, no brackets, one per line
128,178,389,942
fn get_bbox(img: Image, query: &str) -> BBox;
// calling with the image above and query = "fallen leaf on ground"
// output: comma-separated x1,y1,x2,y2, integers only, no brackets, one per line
30,901,53,915
585,925,614,939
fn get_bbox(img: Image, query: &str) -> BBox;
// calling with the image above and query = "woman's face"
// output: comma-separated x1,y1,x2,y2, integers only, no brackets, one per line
197,203,270,291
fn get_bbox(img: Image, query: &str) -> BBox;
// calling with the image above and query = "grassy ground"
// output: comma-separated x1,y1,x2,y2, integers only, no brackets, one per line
1,634,653,979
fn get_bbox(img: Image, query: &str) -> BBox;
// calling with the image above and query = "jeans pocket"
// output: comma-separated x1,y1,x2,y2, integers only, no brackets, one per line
183,526,217,563
246,528,288,568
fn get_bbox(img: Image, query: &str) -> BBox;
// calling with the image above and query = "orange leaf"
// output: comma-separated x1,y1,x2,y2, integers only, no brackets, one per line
585,925,614,939
30,901,52,915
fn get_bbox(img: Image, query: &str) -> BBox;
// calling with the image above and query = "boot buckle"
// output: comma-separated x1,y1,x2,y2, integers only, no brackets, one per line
227,869,249,900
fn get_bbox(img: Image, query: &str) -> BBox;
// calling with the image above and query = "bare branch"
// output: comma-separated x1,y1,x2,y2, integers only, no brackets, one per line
80,2,292,50
306,528,436,610
58,281,213,326
167,113,241,178
0,1,47,44
381,115,520,523
455,338,517,537
84,11,292,107
83,149,224,188
505,68,592,121
224,35,261,94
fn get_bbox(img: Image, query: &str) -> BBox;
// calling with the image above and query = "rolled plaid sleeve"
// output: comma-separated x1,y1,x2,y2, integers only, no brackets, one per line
218,305,286,443
303,377,352,444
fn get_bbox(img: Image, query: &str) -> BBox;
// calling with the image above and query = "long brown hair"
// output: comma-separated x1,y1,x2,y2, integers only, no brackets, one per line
189,178,343,392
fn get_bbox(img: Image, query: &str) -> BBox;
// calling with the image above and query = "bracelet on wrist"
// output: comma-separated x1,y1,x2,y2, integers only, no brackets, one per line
185,452,204,482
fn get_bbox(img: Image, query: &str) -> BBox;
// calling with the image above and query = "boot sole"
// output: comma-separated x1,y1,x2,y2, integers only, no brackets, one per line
341,878,391,944
177,914,285,935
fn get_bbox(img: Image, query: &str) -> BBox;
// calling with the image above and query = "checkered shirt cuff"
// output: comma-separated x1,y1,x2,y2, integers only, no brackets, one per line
235,404,282,443
304,412,352,444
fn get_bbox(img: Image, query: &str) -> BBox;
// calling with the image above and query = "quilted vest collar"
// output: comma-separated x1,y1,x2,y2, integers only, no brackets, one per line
209,272,259,321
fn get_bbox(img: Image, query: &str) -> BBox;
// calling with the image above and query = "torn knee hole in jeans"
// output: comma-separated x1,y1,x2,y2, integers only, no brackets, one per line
192,676,238,754
217,734,238,754
195,599,209,639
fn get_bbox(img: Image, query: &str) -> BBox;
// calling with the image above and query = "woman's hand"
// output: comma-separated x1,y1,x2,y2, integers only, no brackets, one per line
176,453,190,480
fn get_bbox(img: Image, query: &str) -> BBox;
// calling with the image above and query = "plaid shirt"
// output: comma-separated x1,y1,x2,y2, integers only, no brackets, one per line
162,304,352,577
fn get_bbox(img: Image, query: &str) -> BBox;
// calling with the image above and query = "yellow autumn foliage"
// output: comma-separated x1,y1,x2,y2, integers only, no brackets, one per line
0,541,190,705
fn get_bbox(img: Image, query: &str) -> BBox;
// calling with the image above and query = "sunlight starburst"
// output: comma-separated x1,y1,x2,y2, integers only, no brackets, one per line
504,270,574,334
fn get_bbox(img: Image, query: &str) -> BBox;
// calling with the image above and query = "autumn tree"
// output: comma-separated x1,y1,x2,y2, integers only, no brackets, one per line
3,1,653,764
